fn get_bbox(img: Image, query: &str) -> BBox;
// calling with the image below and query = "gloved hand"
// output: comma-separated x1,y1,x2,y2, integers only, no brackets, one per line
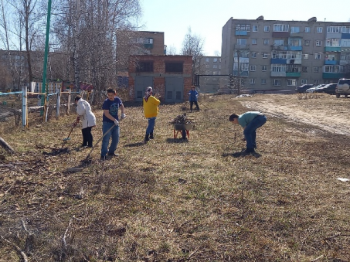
121,113,126,119
114,119,119,126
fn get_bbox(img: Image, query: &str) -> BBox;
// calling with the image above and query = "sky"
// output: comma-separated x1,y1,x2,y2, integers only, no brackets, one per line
139,0,350,56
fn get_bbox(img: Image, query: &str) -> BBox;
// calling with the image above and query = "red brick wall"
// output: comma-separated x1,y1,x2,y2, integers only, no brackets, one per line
128,55,193,102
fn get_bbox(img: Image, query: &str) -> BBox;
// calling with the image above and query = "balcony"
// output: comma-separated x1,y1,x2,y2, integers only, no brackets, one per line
271,45,288,51
325,46,341,52
341,33,350,39
270,58,287,64
271,72,286,77
288,46,302,51
287,58,302,64
286,72,301,77
235,30,249,36
322,72,345,79
340,60,349,65
324,60,338,65
234,44,250,50
233,70,249,77
272,32,290,38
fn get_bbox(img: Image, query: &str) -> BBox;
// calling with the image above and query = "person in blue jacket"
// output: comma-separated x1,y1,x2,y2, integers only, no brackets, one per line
229,111,267,155
188,86,200,112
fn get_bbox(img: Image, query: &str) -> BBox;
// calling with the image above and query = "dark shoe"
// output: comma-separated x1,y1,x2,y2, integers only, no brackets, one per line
108,152,119,157
100,156,106,161
241,148,255,156
144,134,150,143
150,132,154,139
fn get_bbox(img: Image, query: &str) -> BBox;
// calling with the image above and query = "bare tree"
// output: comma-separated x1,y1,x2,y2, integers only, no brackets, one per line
52,0,141,101
181,27,205,81
166,45,177,55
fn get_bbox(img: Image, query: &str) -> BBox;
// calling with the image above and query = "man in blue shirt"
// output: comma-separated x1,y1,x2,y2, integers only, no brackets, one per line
188,86,200,112
229,111,267,155
100,88,126,160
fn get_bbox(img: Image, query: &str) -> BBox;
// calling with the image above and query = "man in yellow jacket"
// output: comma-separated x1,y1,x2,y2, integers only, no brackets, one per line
143,86,160,143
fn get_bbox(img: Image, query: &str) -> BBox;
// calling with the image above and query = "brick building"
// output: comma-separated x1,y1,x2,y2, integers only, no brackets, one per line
128,55,193,103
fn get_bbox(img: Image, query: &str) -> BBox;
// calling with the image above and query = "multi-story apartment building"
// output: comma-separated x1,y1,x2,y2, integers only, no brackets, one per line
221,16,350,92
197,56,222,93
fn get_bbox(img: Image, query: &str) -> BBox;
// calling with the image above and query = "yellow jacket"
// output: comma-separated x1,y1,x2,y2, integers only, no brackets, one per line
143,96,160,118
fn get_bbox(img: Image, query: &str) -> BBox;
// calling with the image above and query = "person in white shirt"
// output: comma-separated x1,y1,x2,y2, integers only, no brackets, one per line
74,95,96,147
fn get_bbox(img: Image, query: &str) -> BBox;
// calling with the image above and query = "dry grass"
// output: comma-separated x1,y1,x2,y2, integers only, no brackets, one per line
0,94,350,262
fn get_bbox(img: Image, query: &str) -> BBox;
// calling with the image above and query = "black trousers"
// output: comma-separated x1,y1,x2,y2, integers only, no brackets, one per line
190,101,199,111
81,127,93,147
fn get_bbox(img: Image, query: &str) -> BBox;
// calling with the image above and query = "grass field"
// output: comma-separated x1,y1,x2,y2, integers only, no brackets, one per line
0,94,349,261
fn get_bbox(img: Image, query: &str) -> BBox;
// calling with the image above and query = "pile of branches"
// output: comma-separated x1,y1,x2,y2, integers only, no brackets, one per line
169,113,194,125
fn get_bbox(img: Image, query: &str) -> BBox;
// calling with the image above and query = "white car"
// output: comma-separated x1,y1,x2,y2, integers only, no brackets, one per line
306,84,325,93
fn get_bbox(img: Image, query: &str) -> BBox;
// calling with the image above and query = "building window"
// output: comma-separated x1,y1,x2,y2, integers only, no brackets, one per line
165,62,183,73
326,38,340,47
213,71,217,75
291,27,300,33
305,27,310,33
213,65,218,68
205,58,210,62
264,26,270,32
273,79,282,86
314,80,319,85
262,53,268,59
301,79,307,84
236,24,251,31
249,78,255,84
305,40,310,46
261,79,266,85
136,61,154,72
314,53,322,59
303,54,309,59
315,40,322,47
302,66,308,72
287,79,297,86
250,65,256,71
263,39,269,45
252,25,258,32
273,24,289,32
274,39,284,46
251,52,257,58
262,65,267,71
313,66,319,72
271,64,286,72
317,27,323,33
213,58,218,62
252,39,257,45
236,38,247,45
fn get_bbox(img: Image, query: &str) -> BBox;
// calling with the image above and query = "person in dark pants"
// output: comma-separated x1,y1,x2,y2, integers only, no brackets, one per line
229,111,267,155
100,89,126,160
188,86,199,112
74,95,96,147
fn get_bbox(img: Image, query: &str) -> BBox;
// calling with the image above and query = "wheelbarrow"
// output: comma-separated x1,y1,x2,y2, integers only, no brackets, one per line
173,123,194,139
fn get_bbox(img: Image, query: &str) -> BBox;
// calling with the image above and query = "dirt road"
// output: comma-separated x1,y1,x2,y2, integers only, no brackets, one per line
240,93,350,136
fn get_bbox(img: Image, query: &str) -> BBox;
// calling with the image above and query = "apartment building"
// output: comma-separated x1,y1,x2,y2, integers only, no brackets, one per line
196,56,222,93
221,16,350,92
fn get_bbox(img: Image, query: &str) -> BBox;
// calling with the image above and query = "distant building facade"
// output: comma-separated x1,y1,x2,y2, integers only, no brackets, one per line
116,31,165,88
197,56,222,93
128,55,192,103
221,16,350,92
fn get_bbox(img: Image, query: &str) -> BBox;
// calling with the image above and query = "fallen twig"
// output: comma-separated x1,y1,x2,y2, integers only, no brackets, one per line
0,235,28,262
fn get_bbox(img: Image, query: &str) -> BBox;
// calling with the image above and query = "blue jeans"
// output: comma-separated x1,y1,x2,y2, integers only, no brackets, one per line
101,121,120,157
146,117,156,135
243,115,267,149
